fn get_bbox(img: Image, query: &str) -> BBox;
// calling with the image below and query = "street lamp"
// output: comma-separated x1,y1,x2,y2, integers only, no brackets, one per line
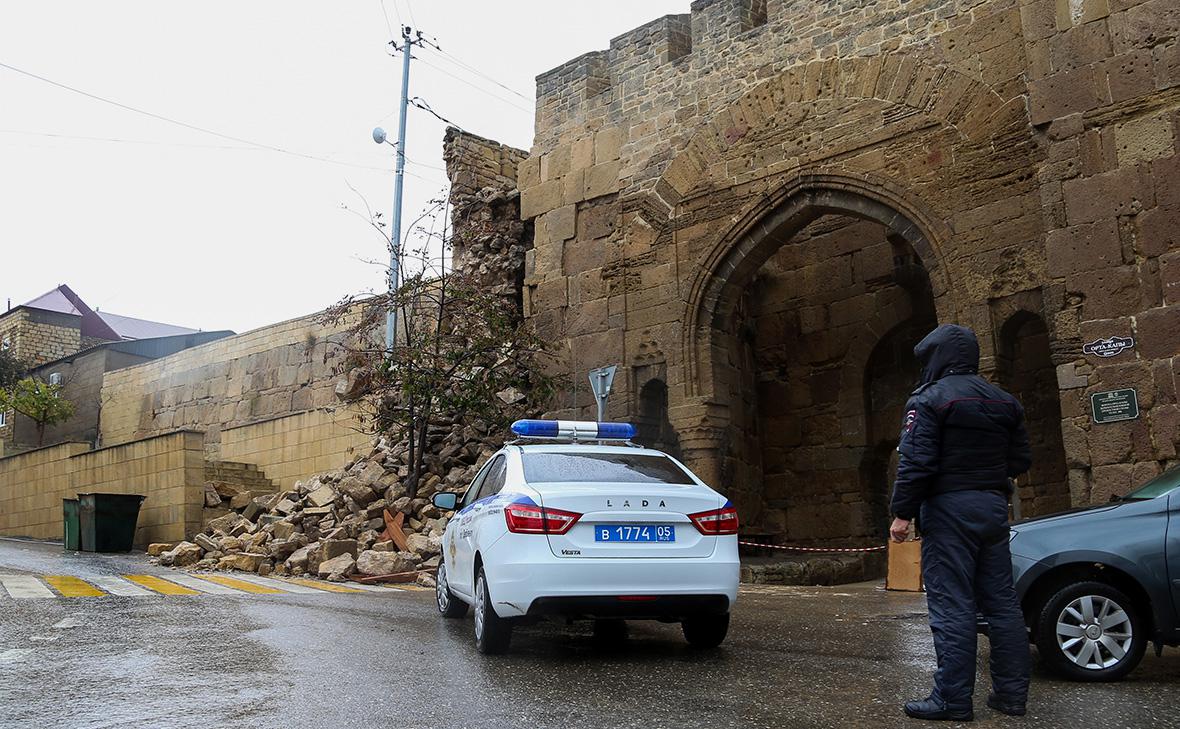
372,126,403,352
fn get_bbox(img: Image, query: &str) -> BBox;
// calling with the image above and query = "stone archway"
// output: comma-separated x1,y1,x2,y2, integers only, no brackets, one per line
683,174,955,403
611,52,1042,546
668,177,947,542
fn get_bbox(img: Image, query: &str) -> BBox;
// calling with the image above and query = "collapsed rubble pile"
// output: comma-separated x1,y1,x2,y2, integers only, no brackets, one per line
152,421,506,586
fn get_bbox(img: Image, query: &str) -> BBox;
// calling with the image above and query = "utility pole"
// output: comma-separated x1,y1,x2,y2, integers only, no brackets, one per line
374,25,417,352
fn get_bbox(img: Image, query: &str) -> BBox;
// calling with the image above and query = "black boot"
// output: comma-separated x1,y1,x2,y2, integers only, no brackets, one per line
903,697,974,721
987,692,1026,716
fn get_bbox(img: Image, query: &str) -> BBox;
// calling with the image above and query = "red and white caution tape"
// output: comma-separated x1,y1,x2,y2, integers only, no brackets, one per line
738,540,887,553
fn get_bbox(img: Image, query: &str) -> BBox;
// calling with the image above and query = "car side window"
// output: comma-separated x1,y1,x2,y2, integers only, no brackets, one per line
477,455,507,501
462,461,493,508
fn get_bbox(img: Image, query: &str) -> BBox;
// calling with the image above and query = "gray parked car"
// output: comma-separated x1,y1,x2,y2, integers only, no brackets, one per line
1007,468,1180,681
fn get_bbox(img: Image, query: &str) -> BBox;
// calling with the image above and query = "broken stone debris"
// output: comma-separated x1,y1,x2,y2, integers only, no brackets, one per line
151,420,507,586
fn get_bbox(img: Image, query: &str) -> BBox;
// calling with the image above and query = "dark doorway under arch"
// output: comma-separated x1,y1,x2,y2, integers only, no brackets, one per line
996,312,1069,516
634,378,681,459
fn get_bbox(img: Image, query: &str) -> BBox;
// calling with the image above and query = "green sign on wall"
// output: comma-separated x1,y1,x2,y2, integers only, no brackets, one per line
1090,388,1139,424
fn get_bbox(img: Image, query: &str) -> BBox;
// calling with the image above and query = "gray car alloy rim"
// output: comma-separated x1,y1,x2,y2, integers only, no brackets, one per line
436,563,449,612
1056,594,1133,669
474,574,486,639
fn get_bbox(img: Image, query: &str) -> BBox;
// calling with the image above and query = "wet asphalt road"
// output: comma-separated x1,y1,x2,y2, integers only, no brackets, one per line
2,538,1178,729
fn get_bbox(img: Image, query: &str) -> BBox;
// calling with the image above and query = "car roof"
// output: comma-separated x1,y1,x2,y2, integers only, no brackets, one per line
510,443,671,457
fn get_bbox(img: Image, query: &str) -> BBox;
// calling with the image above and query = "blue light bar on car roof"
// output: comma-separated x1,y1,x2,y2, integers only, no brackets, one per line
511,419,636,441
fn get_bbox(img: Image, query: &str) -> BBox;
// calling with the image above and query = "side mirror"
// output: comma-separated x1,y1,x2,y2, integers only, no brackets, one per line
432,492,458,510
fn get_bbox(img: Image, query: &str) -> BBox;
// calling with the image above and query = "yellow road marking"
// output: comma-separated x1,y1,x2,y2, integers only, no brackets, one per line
44,576,105,597
282,578,364,593
195,575,285,594
124,574,200,595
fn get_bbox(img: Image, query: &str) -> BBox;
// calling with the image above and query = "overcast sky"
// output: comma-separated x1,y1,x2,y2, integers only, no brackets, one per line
0,1,689,334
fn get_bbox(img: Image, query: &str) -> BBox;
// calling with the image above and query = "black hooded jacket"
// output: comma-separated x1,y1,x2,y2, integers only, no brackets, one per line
889,324,1032,520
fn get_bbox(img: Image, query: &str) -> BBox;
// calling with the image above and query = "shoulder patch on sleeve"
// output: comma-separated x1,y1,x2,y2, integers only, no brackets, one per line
904,409,918,434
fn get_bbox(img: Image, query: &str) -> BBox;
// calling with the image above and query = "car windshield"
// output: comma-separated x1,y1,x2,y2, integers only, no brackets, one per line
522,452,696,485
1124,466,1180,500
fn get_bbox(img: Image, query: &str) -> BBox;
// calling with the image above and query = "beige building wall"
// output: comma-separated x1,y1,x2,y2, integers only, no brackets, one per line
219,408,370,488
100,308,368,457
0,431,205,546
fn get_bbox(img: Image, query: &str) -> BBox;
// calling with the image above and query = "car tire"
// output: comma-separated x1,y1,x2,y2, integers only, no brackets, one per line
1034,580,1146,682
436,561,468,619
474,567,512,655
592,619,628,645
682,613,729,649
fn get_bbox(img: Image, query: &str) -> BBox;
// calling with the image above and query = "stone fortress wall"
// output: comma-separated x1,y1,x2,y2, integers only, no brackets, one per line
99,309,364,459
495,0,1180,546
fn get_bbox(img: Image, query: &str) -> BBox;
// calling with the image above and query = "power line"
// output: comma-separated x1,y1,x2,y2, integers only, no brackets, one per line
408,97,466,132
418,40,531,102
411,54,532,114
0,129,256,150
0,128,447,182
0,59,413,175
377,0,396,40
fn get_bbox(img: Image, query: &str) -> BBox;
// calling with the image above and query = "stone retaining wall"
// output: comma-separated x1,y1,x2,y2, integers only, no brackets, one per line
0,431,206,546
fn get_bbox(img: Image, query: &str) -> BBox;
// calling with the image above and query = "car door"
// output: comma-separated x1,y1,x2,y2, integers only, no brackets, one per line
450,459,494,598
1169,491,1180,628
465,455,508,566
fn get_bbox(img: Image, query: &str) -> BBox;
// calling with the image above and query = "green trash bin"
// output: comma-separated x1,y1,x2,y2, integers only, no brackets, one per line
77,493,146,552
62,498,80,551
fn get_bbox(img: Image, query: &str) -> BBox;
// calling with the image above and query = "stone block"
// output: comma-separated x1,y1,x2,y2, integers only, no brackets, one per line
594,127,625,162
316,552,355,580
577,204,616,241
1045,219,1122,276
321,538,358,561
355,550,415,576
306,484,337,508
1062,166,1154,225
193,533,220,552
583,160,621,200
520,180,563,219
547,204,577,241
1090,463,1133,503
1114,114,1176,167
1103,50,1156,103
1160,250,1180,304
338,477,377,506
1138,205,1180,258
570,136,595,169
1028,66,1105,125
540,144,571,182
1110,0,1180,53
146,542,175,557
1134,304,1180,358
1057,362,1089,389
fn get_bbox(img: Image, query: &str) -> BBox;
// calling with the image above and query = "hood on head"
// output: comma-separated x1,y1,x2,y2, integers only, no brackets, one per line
914,324,980,384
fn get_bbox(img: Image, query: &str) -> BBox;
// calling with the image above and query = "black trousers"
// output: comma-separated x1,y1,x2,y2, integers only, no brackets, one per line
919,490,1030,709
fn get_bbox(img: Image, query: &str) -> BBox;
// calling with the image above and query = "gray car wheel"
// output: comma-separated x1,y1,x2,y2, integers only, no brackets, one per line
436,561,467,618
1034,580,1146,682
473,567,512,654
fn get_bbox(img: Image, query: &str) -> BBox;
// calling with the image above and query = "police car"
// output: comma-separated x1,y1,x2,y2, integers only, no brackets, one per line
430,419,740,654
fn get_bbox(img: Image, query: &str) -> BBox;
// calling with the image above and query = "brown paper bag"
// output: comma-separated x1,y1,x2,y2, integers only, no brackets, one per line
886,539,924,592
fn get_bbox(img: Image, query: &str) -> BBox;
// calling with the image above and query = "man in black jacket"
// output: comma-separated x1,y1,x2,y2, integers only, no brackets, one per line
889,324,1032,721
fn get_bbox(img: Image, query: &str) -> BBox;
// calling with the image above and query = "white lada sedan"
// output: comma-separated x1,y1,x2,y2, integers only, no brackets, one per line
431,420,740,654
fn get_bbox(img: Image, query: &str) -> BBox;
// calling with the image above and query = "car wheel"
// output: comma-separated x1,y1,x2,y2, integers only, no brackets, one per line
473,567,512,655
592,619,628,645
1034,580,1146,682
436,561,468,619
682,613,729,649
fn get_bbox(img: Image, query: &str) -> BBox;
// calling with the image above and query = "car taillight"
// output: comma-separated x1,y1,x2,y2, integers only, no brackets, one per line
504,503,581,535
688,506,739,535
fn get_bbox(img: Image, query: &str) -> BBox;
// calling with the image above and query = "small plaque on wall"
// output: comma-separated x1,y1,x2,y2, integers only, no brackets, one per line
1090,388,1139,424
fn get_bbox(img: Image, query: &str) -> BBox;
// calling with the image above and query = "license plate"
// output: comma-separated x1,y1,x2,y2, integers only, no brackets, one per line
594,524,675,542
